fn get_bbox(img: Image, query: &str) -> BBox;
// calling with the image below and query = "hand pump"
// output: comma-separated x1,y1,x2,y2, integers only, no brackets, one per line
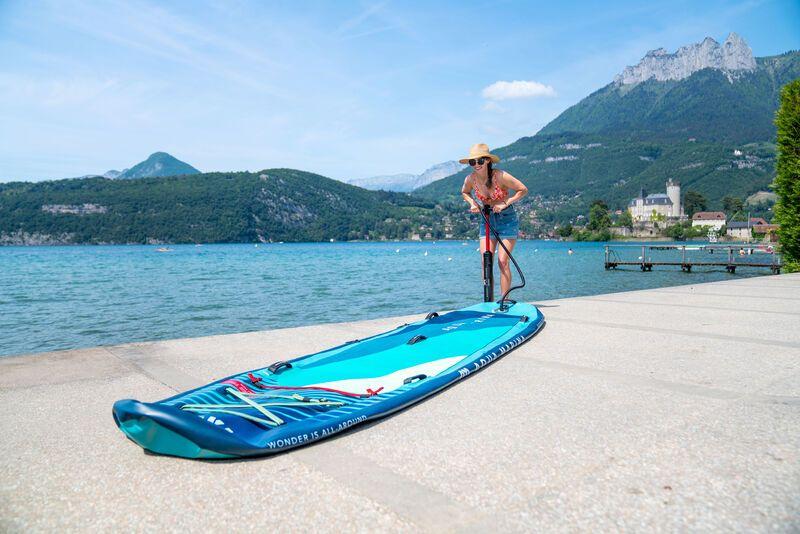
478,204,527,311
482,204,494,302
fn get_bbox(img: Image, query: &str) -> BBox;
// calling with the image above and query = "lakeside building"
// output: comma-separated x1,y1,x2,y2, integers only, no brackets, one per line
628,180,684,222
619,180,686,237
726,218,768,240
692,211,727,231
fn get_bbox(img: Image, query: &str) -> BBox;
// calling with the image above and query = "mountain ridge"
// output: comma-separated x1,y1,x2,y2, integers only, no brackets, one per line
0,168,469,245
615,32,756,85
348,161,466,192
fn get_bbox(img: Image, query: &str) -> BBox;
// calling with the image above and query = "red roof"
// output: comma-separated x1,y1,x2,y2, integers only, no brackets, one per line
753,224,779,232
692,211,726,221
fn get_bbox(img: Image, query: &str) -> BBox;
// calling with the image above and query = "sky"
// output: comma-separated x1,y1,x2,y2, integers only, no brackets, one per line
0,0,799,183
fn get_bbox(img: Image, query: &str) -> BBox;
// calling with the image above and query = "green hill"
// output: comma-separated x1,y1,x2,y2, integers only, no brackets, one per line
0,169,463,245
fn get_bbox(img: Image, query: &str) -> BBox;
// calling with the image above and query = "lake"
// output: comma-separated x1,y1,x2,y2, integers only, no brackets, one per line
0,240,777,357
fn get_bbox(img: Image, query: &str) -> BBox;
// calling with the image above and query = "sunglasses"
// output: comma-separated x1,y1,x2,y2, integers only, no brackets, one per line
468,157,488,166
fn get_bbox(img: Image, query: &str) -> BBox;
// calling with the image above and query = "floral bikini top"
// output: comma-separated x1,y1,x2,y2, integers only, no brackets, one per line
473,174,509,203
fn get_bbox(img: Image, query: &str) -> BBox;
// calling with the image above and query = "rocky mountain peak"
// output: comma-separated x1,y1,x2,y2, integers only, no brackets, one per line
615,32,756,86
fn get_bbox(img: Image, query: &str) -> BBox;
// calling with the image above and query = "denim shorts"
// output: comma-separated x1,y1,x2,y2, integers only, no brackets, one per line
478,205,519,240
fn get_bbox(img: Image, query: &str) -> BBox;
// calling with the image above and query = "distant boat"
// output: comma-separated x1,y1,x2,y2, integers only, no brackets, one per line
156,247,172,253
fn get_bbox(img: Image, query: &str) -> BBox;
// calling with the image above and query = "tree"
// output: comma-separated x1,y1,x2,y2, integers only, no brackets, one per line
587,203,612,231
722,196,744,216
774,79,800,272
556,224,573,238
617,209,633,229
684,190,707,218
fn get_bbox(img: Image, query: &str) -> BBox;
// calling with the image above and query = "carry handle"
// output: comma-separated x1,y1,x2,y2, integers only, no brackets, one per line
267,361,292,374
403,374,427,385
407,335,427,345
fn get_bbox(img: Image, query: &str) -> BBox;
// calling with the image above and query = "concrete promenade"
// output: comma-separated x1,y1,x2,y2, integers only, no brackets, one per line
1,274,799,532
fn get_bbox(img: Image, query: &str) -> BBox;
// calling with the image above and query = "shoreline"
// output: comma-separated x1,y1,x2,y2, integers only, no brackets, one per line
0,236,773,247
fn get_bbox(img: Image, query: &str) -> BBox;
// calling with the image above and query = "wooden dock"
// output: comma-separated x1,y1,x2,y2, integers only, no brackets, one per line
604,244,783,274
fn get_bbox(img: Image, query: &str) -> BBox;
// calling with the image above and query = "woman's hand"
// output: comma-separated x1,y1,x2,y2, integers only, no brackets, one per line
492,202,507,213
468,203,480,213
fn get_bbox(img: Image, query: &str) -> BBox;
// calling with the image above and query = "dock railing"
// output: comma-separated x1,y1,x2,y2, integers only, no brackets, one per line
604,244,782,274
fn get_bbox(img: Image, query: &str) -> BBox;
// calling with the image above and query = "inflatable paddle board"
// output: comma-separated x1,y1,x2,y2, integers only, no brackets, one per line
113,301,544,458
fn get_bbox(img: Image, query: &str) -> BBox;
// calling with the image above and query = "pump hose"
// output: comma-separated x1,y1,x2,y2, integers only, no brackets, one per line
479,205,526,309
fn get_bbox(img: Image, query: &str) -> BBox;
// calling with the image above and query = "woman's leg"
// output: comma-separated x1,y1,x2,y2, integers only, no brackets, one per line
497,238,517,295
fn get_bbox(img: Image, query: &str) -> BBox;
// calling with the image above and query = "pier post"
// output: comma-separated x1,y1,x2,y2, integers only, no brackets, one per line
728,247,733,273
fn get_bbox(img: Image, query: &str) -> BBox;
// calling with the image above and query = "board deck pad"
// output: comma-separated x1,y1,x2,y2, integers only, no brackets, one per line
113,301,544,458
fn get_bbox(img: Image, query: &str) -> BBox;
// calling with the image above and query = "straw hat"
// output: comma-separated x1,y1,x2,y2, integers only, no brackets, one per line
459,143,500,164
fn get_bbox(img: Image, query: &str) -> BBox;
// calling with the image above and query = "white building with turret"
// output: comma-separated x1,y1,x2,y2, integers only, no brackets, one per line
628,180,684,222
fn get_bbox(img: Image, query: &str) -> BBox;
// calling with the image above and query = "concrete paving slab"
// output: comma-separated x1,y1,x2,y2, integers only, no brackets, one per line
1,274,798,532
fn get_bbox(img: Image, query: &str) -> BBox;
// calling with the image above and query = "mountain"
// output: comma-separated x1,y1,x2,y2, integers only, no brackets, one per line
0,169,468,245
117,152,200,179
539,34,798,144
415,161,467,189
349,161,466,192
58,153,195,181
102,169,127,179
347,173,416,192
614,33,756,85
415,34,800,222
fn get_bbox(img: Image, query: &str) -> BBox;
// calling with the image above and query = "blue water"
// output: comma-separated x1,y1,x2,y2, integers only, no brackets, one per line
0,241,777,357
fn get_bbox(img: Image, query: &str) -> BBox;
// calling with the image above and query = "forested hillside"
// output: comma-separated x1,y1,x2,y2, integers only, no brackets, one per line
0,169,470,244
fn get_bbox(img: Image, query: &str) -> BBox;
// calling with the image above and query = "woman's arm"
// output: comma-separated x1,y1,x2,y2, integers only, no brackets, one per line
461,175,480,212
496,170,528,210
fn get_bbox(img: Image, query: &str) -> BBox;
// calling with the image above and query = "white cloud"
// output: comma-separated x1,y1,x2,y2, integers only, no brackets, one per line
481,80,557,101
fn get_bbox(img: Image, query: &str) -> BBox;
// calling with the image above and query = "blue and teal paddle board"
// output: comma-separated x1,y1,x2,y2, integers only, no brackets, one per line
113,301,544,458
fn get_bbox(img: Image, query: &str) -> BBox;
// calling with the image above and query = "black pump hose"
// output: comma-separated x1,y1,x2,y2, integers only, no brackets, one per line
479,205,526,310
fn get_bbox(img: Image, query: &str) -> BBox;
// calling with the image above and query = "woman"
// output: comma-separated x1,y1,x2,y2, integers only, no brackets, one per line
460,143,528,297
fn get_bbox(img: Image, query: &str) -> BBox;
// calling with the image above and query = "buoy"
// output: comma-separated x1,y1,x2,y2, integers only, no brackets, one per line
448,257,452,261
395,249,400,253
